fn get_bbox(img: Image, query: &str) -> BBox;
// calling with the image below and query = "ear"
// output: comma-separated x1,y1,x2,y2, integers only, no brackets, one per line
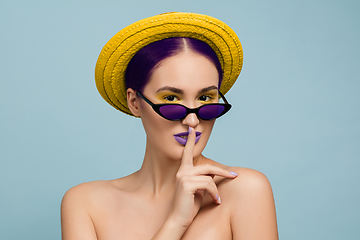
127,88,141,117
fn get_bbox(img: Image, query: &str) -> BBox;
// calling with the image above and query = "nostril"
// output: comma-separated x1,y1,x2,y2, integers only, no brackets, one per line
181,113,200,129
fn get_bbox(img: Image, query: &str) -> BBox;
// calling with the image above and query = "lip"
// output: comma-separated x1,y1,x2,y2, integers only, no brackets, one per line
174,131,202,146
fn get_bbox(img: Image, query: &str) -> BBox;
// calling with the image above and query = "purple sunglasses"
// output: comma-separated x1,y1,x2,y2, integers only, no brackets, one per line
136,91,231,121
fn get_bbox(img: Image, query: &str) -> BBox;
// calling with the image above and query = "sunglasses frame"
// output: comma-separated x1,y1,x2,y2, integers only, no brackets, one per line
136,90,232,121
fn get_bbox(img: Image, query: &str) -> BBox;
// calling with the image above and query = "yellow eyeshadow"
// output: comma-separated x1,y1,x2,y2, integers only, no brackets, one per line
155,93,182,103
155,90,218,104
198,92,217,103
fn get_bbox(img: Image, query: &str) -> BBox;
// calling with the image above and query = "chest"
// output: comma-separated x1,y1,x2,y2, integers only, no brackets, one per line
91,193,232,240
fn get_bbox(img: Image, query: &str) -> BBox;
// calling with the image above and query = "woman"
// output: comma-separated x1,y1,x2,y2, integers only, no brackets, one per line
61,12,278,239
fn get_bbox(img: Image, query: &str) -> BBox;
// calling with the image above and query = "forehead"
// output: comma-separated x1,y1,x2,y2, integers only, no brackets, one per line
144,51,219,93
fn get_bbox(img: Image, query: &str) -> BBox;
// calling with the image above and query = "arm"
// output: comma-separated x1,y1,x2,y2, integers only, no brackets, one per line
61,184,98,240
230,169,278,240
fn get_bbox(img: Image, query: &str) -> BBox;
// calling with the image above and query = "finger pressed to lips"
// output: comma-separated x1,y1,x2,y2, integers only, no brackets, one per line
177,126,238,205
179,127,238,179
180,126,196,168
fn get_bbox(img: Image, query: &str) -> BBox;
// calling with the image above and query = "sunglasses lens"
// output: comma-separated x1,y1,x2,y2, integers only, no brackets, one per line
159,105,186,120
199,105,225,120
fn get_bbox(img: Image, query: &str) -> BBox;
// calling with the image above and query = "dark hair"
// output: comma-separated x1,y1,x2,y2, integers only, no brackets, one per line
125,37,223,93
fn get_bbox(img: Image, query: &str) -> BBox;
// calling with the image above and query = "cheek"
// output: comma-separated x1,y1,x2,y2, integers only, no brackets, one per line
140,103,175,146
140,104,165,135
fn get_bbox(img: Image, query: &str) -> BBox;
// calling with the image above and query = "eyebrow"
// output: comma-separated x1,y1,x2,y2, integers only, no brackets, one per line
199,85,218,93
156,85,218,94
156,86,183,94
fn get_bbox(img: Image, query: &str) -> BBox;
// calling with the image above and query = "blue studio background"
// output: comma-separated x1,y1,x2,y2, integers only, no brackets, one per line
1,0,359,239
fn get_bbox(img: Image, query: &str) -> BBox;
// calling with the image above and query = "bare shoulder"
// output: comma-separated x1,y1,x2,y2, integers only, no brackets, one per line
61,180,116,225
61,181,112,240
202,158,273,196
61,179,131,239
62,180,111,206
61,177,132,209
217,166,275,206
226,167,272,193
217,167,278,239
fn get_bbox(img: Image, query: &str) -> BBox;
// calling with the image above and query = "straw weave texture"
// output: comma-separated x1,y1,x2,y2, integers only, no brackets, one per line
95,12,243,115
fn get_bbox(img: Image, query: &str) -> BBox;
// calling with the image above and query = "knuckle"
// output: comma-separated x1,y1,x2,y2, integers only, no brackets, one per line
204,175,213,181
181,180,193,190
182,175,191,182
207,178,216,189
204,175,212,181
201,178,212,188
177,174,189,183
204,164,215,172
176,172,183,179
204,181,211,187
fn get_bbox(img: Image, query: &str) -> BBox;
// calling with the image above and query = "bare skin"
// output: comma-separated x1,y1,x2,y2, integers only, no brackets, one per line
61,50,278,240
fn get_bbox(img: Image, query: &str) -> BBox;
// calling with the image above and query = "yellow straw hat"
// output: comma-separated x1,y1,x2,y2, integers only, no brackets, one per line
95,12,243,116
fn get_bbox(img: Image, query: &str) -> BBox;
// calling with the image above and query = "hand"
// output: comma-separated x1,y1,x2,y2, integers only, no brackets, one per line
167,126,238,229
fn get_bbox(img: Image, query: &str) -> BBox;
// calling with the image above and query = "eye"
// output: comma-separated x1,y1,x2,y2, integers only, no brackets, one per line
198,95,214,102
163,95,179,102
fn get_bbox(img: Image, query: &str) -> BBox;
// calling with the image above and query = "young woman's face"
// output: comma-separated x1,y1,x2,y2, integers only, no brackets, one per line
139,50,220,161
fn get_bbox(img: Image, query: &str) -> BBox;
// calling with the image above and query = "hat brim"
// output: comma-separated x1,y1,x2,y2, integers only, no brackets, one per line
95,12,243,116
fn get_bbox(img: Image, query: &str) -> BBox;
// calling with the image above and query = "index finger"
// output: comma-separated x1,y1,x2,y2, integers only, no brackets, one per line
179,126,196,169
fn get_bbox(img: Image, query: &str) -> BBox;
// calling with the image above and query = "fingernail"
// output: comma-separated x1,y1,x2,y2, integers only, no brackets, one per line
216,194,219,200
230,171,238,176
188,126,192,134
218,196,221,204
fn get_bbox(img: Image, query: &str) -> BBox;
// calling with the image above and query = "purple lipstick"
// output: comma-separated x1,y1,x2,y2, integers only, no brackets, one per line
174,131,202,146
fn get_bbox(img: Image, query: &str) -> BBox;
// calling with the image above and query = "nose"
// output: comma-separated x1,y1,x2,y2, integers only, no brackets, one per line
181,112,200,128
